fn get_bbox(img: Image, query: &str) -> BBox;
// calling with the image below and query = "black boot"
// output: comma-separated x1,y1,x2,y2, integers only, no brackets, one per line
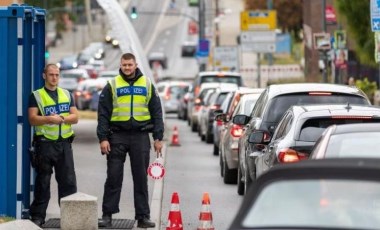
137,218,155,228
31,218,45,227
98,213,112,228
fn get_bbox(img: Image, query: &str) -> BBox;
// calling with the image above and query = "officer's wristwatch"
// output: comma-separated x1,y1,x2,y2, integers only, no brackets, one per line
59,115,65,124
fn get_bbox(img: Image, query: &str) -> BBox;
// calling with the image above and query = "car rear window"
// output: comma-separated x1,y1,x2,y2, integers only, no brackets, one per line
325,132,380,158
265,94,369,123
200,75,242,86
299,118,380,141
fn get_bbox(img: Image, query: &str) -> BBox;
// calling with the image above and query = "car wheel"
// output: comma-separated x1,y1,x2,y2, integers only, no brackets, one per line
205,130,213,143
223,160,237,184
191,120,197,132
213,144,219,156
237,165,244,195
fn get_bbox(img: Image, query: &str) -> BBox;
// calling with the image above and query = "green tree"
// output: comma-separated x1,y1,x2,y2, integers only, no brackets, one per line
24,0,84,39
244,0,303,40
335,0,375,66
355,77,378,102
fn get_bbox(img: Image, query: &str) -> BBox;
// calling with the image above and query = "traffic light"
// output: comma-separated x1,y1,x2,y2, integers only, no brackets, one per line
45,48,50,59
130,6,138,19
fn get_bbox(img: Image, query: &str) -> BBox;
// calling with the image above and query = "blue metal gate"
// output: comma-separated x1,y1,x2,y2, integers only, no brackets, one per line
0,4,45,218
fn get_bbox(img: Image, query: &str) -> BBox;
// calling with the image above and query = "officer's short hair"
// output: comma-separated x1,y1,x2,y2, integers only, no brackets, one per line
44,63,59,74
121,53,136,62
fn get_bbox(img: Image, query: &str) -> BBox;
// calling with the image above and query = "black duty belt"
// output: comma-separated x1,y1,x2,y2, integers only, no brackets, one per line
35,136,72,143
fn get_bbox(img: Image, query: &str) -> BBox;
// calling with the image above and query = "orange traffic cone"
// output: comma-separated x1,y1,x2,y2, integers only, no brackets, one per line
170,126,181,146
197,192,215,230
166,192,183,230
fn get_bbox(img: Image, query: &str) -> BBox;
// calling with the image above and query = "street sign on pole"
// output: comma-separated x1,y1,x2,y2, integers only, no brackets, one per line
240,31,276,53
213,46,239,72
371,0,380,31
196,39,209,57
240,10,277,31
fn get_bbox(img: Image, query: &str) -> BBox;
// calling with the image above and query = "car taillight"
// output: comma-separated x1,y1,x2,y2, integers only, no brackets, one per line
331,115,372,119
209,104,220,110
216,120,223,126
165,89,171,100
194,98,201,104
230,124,243,137
278,148,308,163
74,91,81,97
308,92,332,96
84,91,92,100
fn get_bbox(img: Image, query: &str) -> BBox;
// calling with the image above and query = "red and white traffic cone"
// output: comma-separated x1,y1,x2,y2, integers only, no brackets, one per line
170,126,181,146
197,192,215,230
166,192,183,230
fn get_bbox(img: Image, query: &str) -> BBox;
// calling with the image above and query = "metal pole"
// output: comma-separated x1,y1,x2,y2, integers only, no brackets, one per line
322,0,328,83
215,0,220,47
198,0,206,71
257,53,261,88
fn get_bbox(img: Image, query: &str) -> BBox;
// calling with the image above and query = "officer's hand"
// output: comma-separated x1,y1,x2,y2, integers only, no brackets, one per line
48,114,64,125
100,140,111,155
154,140,163,157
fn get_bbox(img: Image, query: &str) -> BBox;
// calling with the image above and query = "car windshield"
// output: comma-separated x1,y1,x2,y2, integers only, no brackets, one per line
200,75,242,86
243,179,380,229
61,73,85,79
264,94,368,123
324,132,380,158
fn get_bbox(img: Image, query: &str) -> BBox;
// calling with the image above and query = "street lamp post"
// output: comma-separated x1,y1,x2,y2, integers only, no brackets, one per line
198,0,207,71
321,0,328,83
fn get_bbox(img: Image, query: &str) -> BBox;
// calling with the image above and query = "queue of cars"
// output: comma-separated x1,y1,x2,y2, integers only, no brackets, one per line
168,70,380,229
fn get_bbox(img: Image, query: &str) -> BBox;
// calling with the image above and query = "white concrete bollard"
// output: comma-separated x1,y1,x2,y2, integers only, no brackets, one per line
60,192,98,230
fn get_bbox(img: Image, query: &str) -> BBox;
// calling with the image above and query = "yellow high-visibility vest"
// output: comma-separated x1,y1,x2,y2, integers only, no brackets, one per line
33,87,74,140
109,75,152,121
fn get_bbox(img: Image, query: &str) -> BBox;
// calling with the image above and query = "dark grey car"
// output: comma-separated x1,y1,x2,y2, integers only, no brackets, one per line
233,83,371,195
252,104,380,178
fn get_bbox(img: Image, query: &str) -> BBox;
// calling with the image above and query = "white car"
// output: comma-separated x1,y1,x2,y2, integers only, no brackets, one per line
59,69,90,92
156,80,191,113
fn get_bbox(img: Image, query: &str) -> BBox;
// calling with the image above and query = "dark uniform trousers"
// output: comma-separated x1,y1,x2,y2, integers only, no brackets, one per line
30,139,77,220
102,131,151,220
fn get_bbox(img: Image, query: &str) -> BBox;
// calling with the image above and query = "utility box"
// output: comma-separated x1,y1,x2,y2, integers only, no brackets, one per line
0,4,46,218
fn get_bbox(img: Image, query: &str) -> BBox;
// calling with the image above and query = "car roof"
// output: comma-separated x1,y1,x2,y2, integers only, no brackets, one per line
266,83,368,100
290,104,380,117
237,87,265,95
157,81,191,86
198,71,241,77
230,158,380,229
199,82,238,90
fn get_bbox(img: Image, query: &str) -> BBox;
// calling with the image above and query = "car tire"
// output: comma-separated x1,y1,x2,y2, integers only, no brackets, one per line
237,165,244,195
191,120,197,132
213,144,219,156
223,160,237,184
205,130,213,143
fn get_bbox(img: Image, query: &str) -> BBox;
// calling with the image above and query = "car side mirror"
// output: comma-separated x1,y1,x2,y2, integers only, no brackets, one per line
248,131,271,144
215,113,227,122
213,109,223,115
233,114,249,125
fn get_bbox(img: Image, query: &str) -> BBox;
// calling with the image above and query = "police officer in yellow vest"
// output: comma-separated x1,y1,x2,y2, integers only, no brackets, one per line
28,64,79,227
97,53,164,228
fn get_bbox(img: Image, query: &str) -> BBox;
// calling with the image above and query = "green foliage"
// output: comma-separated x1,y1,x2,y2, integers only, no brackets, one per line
244,0,303,40
0,216,15,224
267,77,306,86
355,77,378,100
335,0,376,66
